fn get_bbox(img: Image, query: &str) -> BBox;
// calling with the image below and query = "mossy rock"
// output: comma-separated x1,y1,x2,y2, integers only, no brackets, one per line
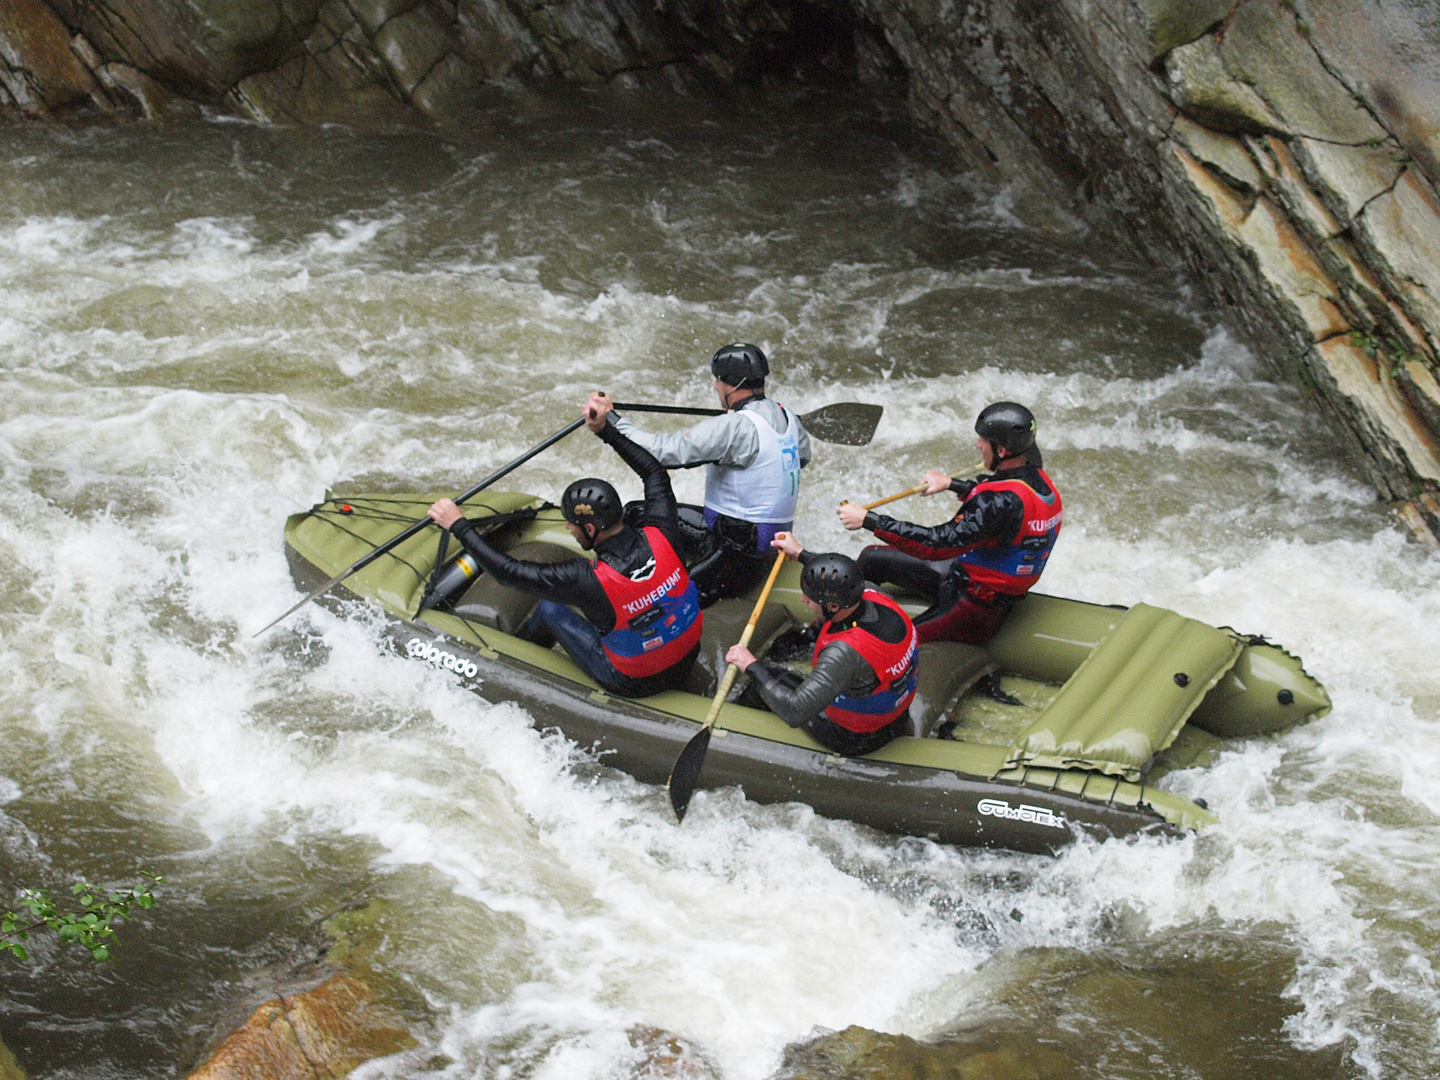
775,1026,1070,1080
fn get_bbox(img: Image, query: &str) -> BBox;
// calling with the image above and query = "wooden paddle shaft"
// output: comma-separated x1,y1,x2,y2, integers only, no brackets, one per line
861,483,928,510
701,548,789,729
854,462,986,511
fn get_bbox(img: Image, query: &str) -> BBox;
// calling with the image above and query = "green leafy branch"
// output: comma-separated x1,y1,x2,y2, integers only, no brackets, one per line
1,875,161,961
1349,330,1424,380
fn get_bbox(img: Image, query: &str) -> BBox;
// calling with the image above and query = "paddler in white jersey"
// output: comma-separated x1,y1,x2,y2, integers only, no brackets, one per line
587,343,811,606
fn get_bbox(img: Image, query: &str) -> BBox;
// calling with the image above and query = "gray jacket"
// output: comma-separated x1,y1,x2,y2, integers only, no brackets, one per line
747,644,878,729
610,396,813,471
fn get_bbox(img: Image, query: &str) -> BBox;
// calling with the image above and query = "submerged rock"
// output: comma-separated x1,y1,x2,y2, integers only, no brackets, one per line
772,939,1353,1080
625,1025,724,1080
774,1025,1071,1080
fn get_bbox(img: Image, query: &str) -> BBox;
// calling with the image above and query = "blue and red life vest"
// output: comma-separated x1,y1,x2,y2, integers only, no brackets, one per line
812,589,918,733
594,526,703,678
957,471,1063,595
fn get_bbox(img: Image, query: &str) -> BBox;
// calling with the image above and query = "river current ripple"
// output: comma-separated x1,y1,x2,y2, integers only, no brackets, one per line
0,89,1437,1080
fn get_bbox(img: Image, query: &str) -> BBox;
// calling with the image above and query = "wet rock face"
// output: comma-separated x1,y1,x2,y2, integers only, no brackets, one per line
184,973,415,1080
0,0,110,115
852,0,1440,538
1,0,1437,538
0,1,859,123
1161,0,1440,531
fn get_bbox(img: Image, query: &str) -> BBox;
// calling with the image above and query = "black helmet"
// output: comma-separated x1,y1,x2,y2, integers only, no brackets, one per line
561,478,622,532
710,343,769,389
800,553,865,611
975,401,1036,458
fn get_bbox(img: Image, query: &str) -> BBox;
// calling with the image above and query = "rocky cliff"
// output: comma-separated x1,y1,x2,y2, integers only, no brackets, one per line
3,0,1437,539
851,0,1440,541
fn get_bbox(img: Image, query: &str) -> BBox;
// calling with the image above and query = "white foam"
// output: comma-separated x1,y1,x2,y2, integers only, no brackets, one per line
2,125,1438,1079
307,216,402,258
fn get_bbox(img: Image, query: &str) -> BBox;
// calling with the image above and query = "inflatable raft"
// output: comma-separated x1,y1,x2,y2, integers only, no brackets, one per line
281,491,1331,853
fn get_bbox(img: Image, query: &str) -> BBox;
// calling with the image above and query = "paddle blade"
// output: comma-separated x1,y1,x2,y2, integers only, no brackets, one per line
800,402,882,446
667,726,712,824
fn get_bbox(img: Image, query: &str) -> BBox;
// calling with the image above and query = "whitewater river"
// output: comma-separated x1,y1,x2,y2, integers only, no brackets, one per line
1,87,1438,1080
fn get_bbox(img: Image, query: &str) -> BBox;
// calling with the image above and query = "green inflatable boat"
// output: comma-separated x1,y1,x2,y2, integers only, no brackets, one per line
282,491,1331,854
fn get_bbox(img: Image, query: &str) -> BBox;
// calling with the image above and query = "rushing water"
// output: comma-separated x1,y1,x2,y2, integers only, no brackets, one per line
1,85,1438,1080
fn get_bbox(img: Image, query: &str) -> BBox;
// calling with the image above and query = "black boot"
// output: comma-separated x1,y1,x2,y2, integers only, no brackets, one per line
978,672,1023,706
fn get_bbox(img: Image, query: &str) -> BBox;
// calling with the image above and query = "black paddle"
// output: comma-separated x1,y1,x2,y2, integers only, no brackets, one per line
253,417,586,638
612,401,882,446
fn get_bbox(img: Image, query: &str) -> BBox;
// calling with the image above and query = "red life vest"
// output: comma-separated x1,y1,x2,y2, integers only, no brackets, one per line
812,589,918,733
955,470,1062,596
593,526,703,678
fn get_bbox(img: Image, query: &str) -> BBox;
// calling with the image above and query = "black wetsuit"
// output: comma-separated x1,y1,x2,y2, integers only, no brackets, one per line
743,555,913,757
448,423,699,696
859,462,1056,644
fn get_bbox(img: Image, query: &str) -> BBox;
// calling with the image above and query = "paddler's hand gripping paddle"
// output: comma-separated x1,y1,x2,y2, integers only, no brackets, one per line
253,416,587,638
846,463,986,511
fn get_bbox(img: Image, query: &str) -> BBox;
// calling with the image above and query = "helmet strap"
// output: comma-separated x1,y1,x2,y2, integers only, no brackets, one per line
570,521,598,550
989,440,1021,470
720,383,760,410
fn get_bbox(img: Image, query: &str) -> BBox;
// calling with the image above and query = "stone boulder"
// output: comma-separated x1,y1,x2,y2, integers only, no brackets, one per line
184,973,415,1080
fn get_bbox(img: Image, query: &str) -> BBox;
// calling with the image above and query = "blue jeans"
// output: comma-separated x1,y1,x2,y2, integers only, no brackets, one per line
520,601,695,698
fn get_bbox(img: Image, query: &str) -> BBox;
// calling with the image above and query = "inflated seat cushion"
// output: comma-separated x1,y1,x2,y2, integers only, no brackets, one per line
451,542,586,633
1006,603,1242,780
909,641,995,737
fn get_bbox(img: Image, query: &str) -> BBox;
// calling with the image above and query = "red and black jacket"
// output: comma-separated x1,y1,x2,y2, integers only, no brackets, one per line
450,425,702,678
812,589,919,733
866,465,1062,599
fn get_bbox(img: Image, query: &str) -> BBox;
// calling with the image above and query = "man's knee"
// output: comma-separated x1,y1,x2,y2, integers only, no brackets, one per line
914,596,1005,646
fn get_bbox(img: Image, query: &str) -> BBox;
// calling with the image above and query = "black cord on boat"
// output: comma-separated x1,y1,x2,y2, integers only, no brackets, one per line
448,610,496,658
